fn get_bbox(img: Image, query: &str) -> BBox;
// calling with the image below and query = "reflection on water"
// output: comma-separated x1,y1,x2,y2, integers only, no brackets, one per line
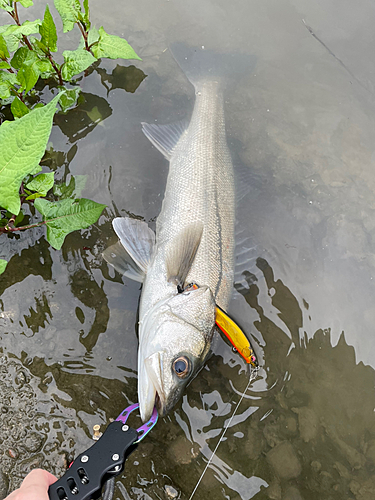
1,0,375,498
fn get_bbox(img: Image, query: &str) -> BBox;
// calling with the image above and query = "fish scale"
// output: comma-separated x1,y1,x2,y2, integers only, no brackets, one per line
140,80,235,315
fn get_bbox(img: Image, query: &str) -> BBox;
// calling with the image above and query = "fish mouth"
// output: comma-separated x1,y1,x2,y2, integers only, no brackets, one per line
154,392,166,416
145,352,167,416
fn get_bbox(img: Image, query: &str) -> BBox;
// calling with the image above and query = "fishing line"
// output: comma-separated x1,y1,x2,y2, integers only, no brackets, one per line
188,368,257,500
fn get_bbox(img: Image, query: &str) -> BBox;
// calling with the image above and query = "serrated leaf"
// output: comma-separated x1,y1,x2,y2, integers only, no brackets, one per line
34,197,106,250
0,62,10,69
0,34,9,59
26,172,54,195
61,49,96,80
59,86,81,112
91,27,141,61
40,4,57,52
0,93,62,215
11,96,30,118
53,0,82,33
18,0,33,7
0,70,18,99
0,259,7,275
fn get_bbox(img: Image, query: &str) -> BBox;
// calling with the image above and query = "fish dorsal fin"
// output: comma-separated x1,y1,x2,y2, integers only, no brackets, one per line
166,222,203,288
141,120,189,160
215,306,258,367
112,217,156,274
102,241,145,282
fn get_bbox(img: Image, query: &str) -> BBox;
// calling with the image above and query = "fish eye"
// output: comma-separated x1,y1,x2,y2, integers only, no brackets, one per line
173,356,190,378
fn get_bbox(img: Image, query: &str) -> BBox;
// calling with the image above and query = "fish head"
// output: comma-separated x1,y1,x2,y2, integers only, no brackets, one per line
138,285,216,421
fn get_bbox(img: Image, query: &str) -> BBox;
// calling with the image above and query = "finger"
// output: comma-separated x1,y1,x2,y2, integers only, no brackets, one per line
5,469,57,500
17,469,57,500
22,468,57,488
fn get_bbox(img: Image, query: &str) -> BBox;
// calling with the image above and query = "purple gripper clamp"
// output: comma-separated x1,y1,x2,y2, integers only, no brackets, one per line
116,403,158,443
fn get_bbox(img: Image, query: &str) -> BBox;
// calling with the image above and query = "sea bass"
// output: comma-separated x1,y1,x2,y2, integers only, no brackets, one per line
104,45,254,422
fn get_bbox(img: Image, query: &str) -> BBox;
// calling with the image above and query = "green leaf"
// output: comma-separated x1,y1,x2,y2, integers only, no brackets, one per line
26,172,54,195
0,34,9,59
91,27,141,61
53,174,86,199
17,51,52,93
10,46,29,69
18,0,34,7
0,70,18,99
40,4,57,52
83,0,90,29
0,0,12,12
16,51,40,93
61,49,96,80
0,25,22,52
0,93,62,215
34,197,106,250
11,96,30,118
4,20,42,37
0,259,7,275
59,86,81,112
14,209,24,226
30,37,48,56
0,61,10,69
87,26,99,47
53,0,82,33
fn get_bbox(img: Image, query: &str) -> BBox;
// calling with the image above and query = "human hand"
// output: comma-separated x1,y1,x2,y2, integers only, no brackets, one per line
4,469,57,500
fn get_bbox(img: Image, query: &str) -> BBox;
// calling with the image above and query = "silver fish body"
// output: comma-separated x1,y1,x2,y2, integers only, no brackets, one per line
138,79,235,421
102,46,254,422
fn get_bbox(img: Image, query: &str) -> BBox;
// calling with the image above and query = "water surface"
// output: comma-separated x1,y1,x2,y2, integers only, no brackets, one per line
1,0,375,499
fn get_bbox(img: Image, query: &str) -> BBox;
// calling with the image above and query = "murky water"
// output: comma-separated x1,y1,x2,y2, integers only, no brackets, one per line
1,0,375,498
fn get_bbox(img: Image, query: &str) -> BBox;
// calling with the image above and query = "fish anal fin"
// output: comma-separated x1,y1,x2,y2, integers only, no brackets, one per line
215,306,257,367
166,222,203,288
141,120,188,160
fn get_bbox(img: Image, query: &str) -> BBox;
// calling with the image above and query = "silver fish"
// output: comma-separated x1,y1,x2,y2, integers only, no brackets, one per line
104,46,253,421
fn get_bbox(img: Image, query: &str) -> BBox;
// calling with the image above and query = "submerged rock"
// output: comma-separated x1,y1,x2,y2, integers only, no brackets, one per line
292,406,319,442
164,484,179,499
266,441,301,480
283,486,303,500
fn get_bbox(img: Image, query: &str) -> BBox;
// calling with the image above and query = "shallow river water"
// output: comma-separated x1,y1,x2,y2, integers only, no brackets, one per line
1,0,375,499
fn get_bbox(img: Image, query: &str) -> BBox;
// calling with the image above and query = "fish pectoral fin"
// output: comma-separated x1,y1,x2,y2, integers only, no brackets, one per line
215,306,258,367
102,241,145,282
166,222,203,288
141,120,189,160
111,217,155,276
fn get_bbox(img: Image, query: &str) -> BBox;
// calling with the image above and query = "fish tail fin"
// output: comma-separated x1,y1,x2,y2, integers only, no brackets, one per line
170,43,256,90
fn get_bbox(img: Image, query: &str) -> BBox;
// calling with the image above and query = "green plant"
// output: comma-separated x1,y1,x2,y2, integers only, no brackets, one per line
0,0,142,275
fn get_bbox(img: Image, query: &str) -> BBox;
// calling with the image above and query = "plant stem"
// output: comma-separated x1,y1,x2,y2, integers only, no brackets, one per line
1,220,46,233
47,52,63,86
8,2,34,51
77,21,90,52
